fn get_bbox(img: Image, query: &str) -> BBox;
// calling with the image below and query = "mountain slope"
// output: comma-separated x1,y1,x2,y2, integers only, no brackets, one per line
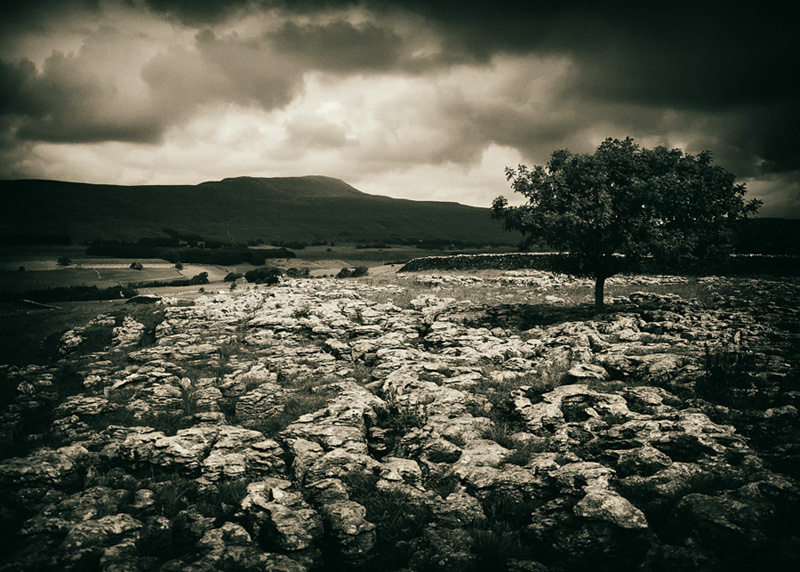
0,176,518,245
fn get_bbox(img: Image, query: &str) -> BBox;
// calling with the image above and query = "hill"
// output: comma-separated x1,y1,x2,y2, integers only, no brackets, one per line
0,176,519,246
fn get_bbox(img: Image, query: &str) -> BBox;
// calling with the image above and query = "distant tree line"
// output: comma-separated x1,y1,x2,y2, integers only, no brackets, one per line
356,243,390,249
85,239,294,264
337,266,369,278
127,272,209,288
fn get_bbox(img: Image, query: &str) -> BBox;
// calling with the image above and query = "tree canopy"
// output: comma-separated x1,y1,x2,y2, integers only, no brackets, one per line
492,137,761,312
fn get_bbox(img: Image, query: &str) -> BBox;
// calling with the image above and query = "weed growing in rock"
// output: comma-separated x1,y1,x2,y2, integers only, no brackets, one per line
247,385,337,437
468,521,531,570
424,472,461,498
152,477,197,518
442,433,467,448
106,386,137,404
502,439,552,467
698,340,758,409
479,490,541,528
481,420,517,449
343,471,433,569
292,304,312,319
378,398,431,455
180,385,199,417
350,363,374,384
196,479,249,522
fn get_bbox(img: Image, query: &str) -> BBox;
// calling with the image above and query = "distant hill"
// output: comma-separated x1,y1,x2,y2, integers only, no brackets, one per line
0,176,519,246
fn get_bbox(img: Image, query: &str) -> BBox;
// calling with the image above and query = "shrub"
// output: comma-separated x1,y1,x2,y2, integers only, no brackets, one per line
336,266,369,278
190,272,209,285
129,261,144,270
57,256,72,266
223,272,243,282
244,266,282,285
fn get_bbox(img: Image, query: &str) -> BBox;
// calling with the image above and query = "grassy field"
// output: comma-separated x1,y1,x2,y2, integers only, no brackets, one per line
0,299,128,365
0,243,519,289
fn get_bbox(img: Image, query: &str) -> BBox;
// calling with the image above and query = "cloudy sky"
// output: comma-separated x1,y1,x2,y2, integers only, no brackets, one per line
1,1,797,216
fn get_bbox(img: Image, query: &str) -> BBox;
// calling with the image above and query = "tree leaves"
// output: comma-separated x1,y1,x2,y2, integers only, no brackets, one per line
492,137,761,311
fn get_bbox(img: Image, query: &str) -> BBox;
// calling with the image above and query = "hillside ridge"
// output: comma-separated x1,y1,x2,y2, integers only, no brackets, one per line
0,176,517,245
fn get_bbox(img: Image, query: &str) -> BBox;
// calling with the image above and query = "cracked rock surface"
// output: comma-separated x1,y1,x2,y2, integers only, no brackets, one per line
1,270,799,571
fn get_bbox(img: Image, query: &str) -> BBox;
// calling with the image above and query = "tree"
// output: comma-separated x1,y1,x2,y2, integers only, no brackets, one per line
190,271,209,285
244,266,282,285
492,138,761,313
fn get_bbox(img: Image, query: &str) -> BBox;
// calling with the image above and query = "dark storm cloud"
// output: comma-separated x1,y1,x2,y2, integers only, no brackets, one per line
419,1,799,177
0,0,99,29
0,52,162,143
137,0,253,24
0,27,306,146
143,29,304,111
126,0,798,175
270,20,404,73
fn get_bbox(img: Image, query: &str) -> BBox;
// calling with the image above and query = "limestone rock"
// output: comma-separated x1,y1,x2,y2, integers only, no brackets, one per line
574,487,649,530
240,479,323,552
319,500,376,561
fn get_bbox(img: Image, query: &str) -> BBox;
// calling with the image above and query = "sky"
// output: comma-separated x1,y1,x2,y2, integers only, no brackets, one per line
1,0,798,217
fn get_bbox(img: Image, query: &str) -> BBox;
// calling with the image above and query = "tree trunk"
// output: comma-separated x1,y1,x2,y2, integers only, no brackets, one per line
594,275,606,314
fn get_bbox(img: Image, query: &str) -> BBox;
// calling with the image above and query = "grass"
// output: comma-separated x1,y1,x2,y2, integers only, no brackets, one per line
481,420,517,449
697,340,759,409
242,383,338,437
468,521,532,570
424,472,461,498
376,397,431,456
503,439,552,467
342,470,433,569
362,271,738,317
0,300,124,365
